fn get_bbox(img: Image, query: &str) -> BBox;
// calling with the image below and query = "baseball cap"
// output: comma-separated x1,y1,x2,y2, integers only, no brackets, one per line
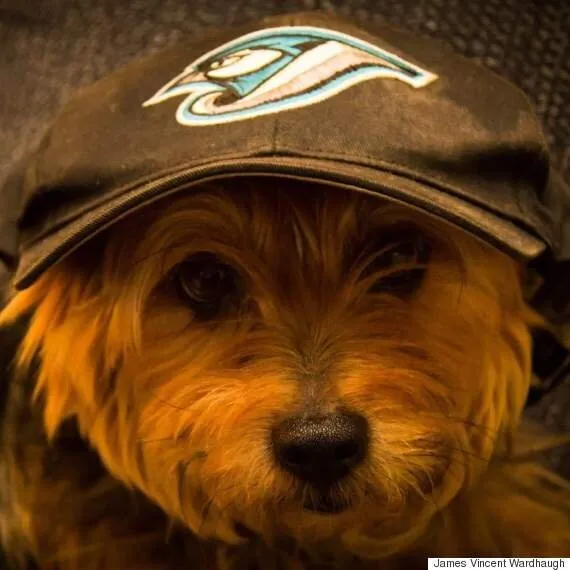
6,11,570,291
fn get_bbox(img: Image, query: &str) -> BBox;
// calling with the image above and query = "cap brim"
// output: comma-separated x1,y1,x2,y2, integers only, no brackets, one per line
14,156,547,289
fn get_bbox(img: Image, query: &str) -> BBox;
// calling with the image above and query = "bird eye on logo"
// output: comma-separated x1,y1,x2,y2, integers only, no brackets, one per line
143,26,438,126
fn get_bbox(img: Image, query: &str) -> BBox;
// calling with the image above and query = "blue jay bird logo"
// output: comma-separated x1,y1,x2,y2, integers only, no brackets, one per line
143,26,438,126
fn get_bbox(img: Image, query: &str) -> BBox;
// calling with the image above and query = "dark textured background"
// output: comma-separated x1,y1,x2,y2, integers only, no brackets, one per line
0,0,568,474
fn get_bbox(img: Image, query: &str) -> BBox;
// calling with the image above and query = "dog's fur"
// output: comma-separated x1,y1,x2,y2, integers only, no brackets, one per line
1,179,570,569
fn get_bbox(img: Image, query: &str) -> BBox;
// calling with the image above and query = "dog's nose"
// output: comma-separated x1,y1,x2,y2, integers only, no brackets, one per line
272,412,369,485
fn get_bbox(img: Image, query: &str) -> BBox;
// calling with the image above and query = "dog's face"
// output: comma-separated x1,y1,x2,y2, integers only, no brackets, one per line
3,179,540,557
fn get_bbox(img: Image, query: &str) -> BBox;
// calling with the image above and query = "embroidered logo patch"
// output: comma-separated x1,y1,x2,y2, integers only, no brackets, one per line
143,26,438,126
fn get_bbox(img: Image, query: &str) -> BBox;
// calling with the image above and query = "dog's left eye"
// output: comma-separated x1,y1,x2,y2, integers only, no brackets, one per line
172,253,242,320
364,230,430,296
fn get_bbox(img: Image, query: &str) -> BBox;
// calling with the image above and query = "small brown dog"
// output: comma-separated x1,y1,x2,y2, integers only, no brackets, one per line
1,11,570,570
2,180,570,569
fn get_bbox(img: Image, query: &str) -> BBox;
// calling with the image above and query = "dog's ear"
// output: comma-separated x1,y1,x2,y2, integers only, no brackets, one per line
0,240,118,438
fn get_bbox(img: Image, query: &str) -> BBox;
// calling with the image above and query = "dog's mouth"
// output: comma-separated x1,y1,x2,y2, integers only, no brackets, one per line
301,490,351,514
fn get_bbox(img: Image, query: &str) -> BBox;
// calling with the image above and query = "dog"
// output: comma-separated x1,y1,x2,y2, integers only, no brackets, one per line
1,178,570,569
1,11,570,570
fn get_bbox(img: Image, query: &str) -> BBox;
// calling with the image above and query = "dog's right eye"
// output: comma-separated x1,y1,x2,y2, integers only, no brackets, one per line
171,253,242,321
360,228,430,297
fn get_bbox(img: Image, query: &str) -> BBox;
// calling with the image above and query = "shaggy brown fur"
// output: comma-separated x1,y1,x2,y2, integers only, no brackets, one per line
1,179,569,569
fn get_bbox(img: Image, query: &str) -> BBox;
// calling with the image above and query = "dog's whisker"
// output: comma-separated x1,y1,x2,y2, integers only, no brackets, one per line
136,436,181,444
404,446,490,464
433,414,500,437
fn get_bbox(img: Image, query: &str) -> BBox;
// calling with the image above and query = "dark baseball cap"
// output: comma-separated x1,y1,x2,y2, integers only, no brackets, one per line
7,11,570,290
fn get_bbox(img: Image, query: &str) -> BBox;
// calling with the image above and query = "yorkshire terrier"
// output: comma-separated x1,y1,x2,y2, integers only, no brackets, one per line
1,178,570,569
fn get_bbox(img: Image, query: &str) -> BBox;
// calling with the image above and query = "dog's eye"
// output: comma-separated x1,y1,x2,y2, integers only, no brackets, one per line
172,253,242,320
364,230,430,296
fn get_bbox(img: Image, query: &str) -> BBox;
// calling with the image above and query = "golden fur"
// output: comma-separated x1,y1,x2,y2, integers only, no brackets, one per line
1,179,569,569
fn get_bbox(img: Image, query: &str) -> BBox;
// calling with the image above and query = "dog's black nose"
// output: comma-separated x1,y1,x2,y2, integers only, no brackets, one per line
272,412,369,485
